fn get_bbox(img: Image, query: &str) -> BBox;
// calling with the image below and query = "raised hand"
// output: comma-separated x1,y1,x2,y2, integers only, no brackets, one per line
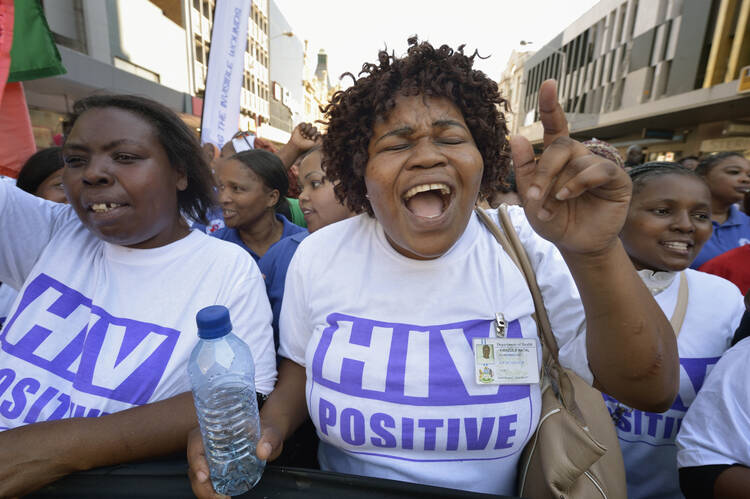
510,79,632,256
290,122,321,152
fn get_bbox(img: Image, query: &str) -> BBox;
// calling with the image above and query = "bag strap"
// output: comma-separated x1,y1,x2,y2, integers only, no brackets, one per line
670,271,689,337
475,206,560,364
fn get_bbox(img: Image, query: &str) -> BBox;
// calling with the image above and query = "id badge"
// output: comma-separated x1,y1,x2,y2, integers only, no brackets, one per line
473,337,540,385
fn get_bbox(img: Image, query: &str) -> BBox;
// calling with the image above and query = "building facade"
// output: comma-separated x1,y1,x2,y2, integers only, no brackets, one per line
265,0,305,145
301,45,337,127
519,0,750,160
26,0,278,147
497,50,535,136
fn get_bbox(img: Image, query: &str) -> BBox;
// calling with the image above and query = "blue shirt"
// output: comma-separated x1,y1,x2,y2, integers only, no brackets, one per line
257,231,308,349
209,213,307,263
692,205,750,269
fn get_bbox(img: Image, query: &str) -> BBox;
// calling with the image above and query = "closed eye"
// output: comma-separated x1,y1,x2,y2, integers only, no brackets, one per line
436,137,465,145
382,143,409,152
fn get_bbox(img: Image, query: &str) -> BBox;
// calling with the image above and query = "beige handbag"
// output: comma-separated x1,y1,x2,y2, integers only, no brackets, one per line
476,206,627,499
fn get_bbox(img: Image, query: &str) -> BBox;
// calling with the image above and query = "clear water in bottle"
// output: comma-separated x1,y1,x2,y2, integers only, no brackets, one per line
189,305,265,496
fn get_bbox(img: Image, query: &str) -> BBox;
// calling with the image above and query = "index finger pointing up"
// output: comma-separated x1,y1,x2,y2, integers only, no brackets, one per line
539,79,570,149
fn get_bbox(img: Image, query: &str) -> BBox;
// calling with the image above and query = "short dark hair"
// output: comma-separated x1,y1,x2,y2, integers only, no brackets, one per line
628,161,703,195
695,152,746,176
67,94,215,224
230,149,290,214
322,37,511,215
16,147,64,194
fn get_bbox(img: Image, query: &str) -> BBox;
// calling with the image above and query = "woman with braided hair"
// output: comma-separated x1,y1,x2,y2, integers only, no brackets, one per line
607,162,744,499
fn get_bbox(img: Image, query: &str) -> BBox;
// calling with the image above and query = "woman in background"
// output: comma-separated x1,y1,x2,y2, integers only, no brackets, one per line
608,162,744,498
691,152,750,268
210,149,306,263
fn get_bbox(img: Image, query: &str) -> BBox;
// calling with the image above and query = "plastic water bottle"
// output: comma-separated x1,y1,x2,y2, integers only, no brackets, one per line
188,305,265,495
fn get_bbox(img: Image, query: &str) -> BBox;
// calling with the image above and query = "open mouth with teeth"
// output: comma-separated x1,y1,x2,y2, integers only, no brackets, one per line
661,241,691,253
402,183,452,219
90,203,125,214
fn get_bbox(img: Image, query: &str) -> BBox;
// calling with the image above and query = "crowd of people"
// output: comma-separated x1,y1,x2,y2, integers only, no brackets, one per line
0,37,749,498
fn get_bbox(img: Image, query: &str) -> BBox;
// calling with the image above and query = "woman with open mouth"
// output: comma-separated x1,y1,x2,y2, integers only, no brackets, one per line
188,37,680,497
0,94,277,497
691,152,750,269
609,162,745,499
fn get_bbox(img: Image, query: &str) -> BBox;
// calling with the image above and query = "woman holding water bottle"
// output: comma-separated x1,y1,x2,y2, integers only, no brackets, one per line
0,94,277,497
188,38,679,497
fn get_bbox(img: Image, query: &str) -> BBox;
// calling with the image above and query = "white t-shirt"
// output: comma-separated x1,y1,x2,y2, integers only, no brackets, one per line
0,183,277,430
677,337,750,469
0,282,17,326
603,269,744,499
278,207,591,495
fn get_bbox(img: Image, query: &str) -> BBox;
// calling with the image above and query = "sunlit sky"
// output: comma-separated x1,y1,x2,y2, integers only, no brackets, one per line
274,0,600,84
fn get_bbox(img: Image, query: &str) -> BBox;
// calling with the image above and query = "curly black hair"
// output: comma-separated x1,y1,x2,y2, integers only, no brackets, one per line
67,94,215,224
322,37,511,215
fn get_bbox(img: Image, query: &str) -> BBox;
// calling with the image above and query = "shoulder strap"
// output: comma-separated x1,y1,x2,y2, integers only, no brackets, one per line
475,206,560,363
670,271,689,337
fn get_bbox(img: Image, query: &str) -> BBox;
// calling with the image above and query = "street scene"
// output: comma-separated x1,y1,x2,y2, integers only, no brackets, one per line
0,0,749,497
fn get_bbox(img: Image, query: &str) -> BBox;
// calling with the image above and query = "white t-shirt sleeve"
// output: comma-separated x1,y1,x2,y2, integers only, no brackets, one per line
677,337,750,468
220,255,278,395
277,245,310,366
506,206,592,384
0,181,74,289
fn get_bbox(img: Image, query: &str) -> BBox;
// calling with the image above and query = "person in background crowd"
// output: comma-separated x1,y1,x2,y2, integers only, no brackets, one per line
210,149,306,263
691,152,750,268
209,124,320,229
259,144,356,345
15,146,67,203
256,144,357,471
1,147,70,328
677,156,699,171
625,144,645,169
606,162,744,499
677,336,750,498
188,37,678,497
0,94,277,497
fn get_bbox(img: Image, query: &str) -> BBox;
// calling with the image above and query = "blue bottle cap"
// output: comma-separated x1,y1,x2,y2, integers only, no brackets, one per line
196,305,232,339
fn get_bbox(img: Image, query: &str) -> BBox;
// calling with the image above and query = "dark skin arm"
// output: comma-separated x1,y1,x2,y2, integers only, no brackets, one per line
0,391,196,497
511,80,679,412
188,359,307,499
714,466,750,498
275,123,321,169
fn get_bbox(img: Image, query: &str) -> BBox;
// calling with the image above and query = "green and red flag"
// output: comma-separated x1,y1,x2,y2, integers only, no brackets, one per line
0,0,66,177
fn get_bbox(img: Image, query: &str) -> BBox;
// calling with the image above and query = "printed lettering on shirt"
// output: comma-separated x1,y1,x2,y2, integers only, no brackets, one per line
604,357,720,445
308,313,534,462
0,273,179,427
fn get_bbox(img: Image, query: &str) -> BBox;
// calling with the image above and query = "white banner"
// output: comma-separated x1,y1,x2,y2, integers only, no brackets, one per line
200,0,251,148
